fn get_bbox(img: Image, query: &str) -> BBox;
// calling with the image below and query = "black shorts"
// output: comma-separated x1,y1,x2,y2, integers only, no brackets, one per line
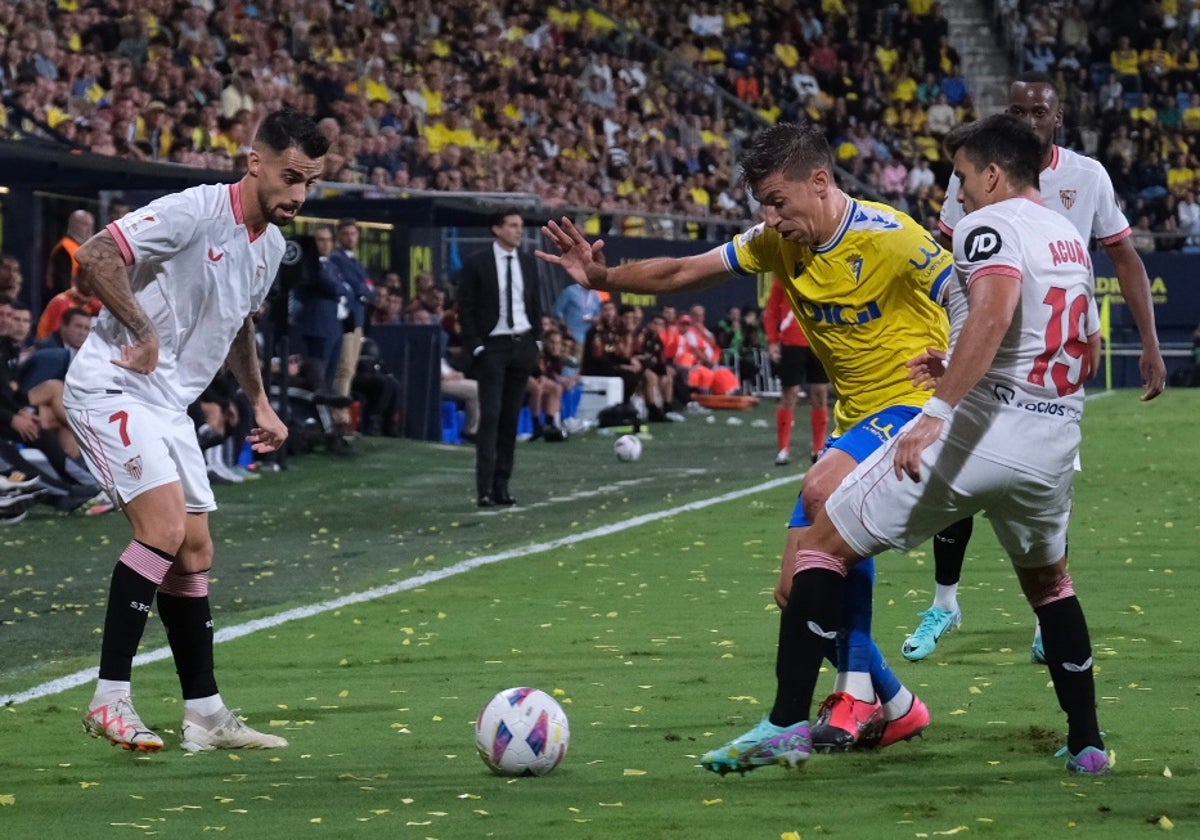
776,345,828,388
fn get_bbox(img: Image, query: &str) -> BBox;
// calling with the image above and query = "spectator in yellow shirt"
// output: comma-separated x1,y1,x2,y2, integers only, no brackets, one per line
1110,36,1140,77
891,70,918,104
1184,94,1200,131
1140,38,1174,78
875,36,900,75
1130,93,1158,126
1167,152,1195,196
774,40,800,70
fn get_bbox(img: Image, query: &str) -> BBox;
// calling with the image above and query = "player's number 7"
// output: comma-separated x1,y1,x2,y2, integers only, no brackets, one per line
109,410,132,447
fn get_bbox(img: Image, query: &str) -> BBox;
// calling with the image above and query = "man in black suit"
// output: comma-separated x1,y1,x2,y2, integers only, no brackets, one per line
457,208,543,507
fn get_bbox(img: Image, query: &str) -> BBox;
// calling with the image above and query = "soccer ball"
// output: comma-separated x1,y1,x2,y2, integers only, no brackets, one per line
613,434,642,462
475,687,570,777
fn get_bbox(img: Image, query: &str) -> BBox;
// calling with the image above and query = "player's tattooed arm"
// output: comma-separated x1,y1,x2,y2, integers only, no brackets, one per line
75,231,155,341
77,230,161,374
226,316,267,405
227,315,288,452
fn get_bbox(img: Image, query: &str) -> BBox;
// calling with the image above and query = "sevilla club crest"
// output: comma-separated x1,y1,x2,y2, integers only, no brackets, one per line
124,455,143,481
1059,189,1077,210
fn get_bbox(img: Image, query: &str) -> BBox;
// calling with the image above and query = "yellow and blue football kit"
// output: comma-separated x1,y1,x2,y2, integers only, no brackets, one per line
721,196,953,708
722,197,952,437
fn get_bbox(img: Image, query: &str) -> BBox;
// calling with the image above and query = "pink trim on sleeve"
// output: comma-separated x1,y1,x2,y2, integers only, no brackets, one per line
1098,227,1132,247
967,265,1022,288
105,221,135,265
937,219,954,238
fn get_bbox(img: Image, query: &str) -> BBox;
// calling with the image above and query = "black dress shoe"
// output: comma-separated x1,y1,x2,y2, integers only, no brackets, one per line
477,494,496,508
492,489,517,506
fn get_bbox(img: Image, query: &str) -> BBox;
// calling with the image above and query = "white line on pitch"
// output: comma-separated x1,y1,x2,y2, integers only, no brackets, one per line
2,473,801,706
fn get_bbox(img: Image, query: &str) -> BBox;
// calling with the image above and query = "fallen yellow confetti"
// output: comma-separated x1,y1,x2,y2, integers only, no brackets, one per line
703,799,722,806
1163,766,1172,778
622,769,646,776
932,827,969,836
1158,816,1175,830
79,781,99,789
0,794,15,806
781,832,802,840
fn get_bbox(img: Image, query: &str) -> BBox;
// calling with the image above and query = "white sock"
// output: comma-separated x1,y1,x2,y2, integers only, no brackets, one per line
94,679,131,702
185,693,225,718
932,583,959,613
883,687,914,721
841,671,874,703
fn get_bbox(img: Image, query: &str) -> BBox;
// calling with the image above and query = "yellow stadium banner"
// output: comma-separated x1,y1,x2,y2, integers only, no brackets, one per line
1100,294,1112,392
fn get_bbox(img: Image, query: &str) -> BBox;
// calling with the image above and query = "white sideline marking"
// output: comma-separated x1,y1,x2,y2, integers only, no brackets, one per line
2,391,1123,706
2,473,801,706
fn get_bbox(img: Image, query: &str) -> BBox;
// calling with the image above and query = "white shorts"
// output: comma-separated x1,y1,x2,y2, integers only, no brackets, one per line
826,417,1072,569
66,394,216,513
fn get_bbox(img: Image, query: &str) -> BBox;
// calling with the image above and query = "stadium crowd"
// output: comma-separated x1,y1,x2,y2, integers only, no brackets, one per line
1,0,1197,244
0,0,972,236
995,0,1200,249
4,0,1200,525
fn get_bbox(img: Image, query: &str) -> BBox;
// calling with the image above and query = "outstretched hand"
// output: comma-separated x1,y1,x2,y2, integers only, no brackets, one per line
535,217,609,289
905,347,947,391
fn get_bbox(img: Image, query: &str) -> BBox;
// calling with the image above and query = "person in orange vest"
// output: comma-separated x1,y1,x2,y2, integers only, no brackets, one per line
37,284,103,340
44,209,96,297
764,276,828,466
677,304,739,395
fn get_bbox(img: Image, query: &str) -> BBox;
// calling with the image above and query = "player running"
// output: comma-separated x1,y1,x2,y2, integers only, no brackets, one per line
902,71,1167,664
539,122,952,769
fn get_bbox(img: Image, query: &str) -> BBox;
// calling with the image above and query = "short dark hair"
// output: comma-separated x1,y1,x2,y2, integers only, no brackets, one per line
336,217,358,231
61,306,91,326
489,206,522,228
738,123,834,197
254,108,330,160
944,114,1042,191
1014,70,1056,88
312,224,334,236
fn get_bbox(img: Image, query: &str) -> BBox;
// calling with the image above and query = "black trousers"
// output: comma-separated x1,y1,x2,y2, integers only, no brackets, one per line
473,333,536,497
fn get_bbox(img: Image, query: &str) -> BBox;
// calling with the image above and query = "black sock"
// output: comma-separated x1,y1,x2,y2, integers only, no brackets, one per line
98,553,167,681
933,516,973,586
157,591,218,700
1035,596,1101,754
770,568,844,727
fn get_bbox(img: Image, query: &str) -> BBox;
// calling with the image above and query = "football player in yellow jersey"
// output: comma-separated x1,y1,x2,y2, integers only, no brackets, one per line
539,123,953,772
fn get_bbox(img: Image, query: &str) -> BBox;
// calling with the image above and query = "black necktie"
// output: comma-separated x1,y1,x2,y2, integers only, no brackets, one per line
505,254,515,330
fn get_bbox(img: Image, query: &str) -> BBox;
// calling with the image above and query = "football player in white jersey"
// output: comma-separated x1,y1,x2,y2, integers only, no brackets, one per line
66,109,328,752
902,72,1168,664
751,114,1110,775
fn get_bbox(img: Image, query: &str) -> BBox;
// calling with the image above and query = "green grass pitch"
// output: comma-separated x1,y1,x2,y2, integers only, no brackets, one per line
1,391,1196,838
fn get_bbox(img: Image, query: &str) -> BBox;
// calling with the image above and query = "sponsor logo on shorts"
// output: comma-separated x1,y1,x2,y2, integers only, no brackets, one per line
124,455,143,481
1016,399,1081,420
